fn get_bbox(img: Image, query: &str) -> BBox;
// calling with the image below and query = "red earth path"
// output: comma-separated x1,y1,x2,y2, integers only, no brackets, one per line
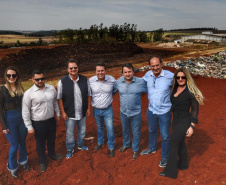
0,66,225,185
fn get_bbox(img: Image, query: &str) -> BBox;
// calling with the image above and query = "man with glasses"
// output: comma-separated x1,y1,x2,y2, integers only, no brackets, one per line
57,58,91,159
89,62,115,157
114,63,147,160
141,56,174,168
22,69,62,172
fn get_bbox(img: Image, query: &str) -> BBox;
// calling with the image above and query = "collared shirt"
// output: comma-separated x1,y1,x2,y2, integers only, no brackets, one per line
57,75,91,120
143,69,174,115
22,84,60,131
114,76,147,117
89,75,116,109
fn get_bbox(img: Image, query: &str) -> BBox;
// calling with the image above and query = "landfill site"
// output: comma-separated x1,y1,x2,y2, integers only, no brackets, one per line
138,50,226,79
0,43,225,185
164,50,226,79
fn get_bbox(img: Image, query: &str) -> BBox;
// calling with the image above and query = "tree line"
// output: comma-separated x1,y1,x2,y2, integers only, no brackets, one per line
54,23,164,44
0,23,165,48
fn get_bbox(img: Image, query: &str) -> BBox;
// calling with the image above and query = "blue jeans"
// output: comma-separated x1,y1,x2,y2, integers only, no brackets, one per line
120,112,141,152
65,116,86,151
147,109,171,159
5,109,28,172
93,105,115,150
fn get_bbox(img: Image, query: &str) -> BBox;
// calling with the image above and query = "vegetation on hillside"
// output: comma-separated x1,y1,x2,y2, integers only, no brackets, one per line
0,38,48,49
0,30,23,35
26,30,56,37
0,26,222,48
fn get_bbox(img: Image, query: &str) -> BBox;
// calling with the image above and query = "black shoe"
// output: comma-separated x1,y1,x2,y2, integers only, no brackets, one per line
109,149,115,157
49,154,63,160
10,171,18,178
132,152,139,160
159,171,166,177
95,144,103,151
119,146,130,153
179,167,188,170
40,163,47,172
23,163,29,171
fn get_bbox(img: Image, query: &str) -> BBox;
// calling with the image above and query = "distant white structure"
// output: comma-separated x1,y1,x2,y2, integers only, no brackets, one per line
202,31,213,35
181,33,226,45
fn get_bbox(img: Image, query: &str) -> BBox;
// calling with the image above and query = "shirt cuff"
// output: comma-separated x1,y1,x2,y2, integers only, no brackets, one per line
26,124,34,131
191,117,198,124
56,112,60,117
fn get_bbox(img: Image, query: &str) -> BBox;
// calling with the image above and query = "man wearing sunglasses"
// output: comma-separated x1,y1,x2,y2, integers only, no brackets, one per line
57,58,91,159
141,56,174,168
22,69,63,172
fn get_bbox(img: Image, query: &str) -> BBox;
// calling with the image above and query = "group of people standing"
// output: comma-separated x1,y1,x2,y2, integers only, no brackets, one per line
0,56,204,179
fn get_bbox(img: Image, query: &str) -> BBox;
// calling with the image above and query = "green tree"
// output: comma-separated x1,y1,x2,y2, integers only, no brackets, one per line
37,38,43,45
99,23,108,40
153,28,164,42
88,24,99,41
139,32,148,43
130,24,137,43
15,40,21,47
108,24,119,40
63,29,75,43
77,28,85,42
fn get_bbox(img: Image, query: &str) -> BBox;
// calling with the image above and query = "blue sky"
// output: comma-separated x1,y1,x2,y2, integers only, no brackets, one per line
0,0,225,31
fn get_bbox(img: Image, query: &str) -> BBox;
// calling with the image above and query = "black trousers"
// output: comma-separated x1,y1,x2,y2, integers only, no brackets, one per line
163,121,189,178
32,117,56,164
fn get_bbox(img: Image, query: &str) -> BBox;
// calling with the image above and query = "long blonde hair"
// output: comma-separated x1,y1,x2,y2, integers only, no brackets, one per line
172,67,204,105
4,66,24,97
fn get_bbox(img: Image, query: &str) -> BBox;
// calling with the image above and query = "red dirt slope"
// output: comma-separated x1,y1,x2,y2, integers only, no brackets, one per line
0,67,225,185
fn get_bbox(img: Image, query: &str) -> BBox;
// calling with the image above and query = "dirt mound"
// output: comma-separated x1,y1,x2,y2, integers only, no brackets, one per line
0,43,142,80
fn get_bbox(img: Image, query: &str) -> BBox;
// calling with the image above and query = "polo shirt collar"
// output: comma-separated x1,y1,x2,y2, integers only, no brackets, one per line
150,69,165,77
69,74,79,82
95,75,109,81
122,76,136,83
33,84,47,92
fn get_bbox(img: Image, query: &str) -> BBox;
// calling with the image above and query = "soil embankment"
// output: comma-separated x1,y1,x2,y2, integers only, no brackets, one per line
0,44,225,184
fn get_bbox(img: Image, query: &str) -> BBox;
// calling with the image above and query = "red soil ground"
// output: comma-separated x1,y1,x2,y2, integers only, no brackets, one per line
0,66,225,185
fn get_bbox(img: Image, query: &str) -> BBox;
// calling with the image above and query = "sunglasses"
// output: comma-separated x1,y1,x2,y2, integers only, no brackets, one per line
69,67,78,70
176,76,186,80
34,78,46,82
6,74,17,78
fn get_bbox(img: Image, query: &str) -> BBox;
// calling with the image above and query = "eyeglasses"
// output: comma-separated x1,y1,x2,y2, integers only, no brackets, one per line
153,77,156,87
6,74,17,78
176,76,186,80
34,78,45,82
69,67,78,70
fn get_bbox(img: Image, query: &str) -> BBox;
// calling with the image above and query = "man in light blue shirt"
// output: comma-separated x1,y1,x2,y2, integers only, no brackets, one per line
89,62,116,157
141,56,173,168
114,63,147,160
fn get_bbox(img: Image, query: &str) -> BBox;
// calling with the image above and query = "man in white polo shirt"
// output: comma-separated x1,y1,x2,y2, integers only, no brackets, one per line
22,69,62,172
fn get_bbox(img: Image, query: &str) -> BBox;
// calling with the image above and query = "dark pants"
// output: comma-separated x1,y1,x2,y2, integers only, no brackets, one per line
163,121,189,178
32,117,56,164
